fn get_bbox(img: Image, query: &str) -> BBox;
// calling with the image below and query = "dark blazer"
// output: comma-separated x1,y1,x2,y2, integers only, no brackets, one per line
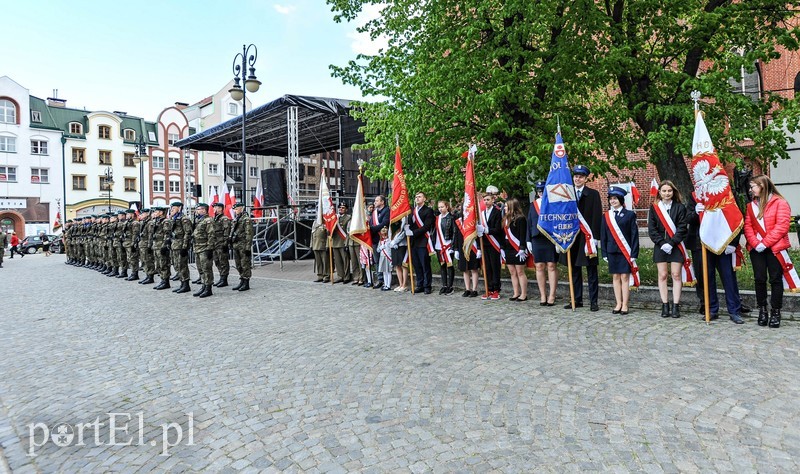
647,201,688,248
684,196,701,251
504,216,529,252
369,205,390,245
408,205,435,248
562,186,602,265
601,207,639,258
527,202,545,241
480,205,504,251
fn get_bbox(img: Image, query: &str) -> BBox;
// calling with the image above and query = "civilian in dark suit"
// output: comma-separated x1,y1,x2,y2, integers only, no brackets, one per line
405,192,435,294
600,186,639,314
561,165,602,311
478,191,504,300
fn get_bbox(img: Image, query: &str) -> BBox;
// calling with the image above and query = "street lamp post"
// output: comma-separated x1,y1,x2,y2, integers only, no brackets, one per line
229,44,261,208
103,167,114,212
132,135,148,210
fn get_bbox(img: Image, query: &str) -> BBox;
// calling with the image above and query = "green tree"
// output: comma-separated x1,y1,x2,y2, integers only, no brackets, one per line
328,0,800,202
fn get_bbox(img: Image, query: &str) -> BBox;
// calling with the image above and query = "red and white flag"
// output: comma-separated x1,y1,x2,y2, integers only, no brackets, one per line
317,169,339,236
227,185,237,219
649,178,659,197
691,111,744,254
53,211,62,230
461,145,479,260
390,145,411,224
253,173,264,218
630,182,641,205
221,181,234,219
209,186,219,215
348,171,373,248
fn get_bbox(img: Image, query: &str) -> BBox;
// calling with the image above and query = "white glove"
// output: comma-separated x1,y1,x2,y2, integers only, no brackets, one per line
476,224,485,236
593,239,600,249
660,243,673,254
724,245,735,255
555,247,564,254
516,250,527,262
603,257,608,263
500,249,506,261
695,203,705,213
755,243,767,252
454,251,460,260
404,224,413,236
631,258,637,266
526,242,533,253
476,250,482,259
391,243,398,249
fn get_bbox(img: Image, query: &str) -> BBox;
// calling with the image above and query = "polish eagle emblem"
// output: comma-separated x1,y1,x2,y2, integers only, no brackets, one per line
692,158,729,202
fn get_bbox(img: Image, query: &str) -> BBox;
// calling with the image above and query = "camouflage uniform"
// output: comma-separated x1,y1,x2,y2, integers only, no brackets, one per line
168,204,194,288
211,204,231,287
124,209,139,280
115,212,130,278
192,204,216,297
138,210,155,283
230,203,254,291
151,209,172,289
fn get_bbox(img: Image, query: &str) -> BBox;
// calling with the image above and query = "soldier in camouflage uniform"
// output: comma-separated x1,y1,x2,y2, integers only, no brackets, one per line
123,209,139,280
211,202,231,288
101,214,114,274
168,202,194,294
137,209,156,284
152,207,172,290
115,210,130,279
191,203,216,298
230,202,255,291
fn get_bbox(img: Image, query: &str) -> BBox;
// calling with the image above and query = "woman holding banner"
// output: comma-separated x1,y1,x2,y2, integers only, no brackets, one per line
744,175,792,328
527,181,558,306
502,198,529,301
600,187,639,314
647,180,689,318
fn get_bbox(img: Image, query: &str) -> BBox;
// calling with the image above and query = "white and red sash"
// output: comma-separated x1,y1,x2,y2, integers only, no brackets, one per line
334,219,347,241
748,201,800,292
732,245,744,271
605,210,640,288
479,207,502,253
412,207,435,255
435,214,453,266
371,208,379,227
379,238,393,264
652,201,696,286
533,198,541,215
455,218,479,257
577,209,598,258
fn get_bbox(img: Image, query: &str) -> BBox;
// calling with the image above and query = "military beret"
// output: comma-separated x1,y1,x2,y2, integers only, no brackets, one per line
212,202,225,208
140,208,150,213
66,219,73,223
196,203,209,209
91,214,98,218
170,201,183,207
125,209,136,214
232,202,245,208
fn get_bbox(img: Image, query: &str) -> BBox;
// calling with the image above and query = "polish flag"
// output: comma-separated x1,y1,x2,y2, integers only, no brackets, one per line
630,181,641,205
227,186,237,219
649,178,659,197
253,173,264,218
221,181,234,219
209,186,219,215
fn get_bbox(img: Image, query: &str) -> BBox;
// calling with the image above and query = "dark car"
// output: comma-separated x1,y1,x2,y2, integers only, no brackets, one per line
20,234,59,254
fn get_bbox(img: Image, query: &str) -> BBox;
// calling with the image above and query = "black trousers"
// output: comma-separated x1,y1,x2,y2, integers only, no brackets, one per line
411,246,432,291
484,246,501,292
572,264,599,305
750,250,784,309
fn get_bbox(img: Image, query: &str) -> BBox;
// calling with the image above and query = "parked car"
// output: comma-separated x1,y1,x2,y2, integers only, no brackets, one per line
20,234,59,254
50,235,65,254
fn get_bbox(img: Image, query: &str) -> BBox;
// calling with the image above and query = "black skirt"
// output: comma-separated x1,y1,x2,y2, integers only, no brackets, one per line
531,236,557,263
391,246,407,266
607,252,631,274
653,245,685,264
457,253,481,271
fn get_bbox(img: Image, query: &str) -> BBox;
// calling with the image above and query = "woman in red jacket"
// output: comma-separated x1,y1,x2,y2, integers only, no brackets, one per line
744,175,791,328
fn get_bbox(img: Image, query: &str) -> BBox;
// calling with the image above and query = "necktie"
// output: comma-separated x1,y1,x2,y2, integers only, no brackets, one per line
577,189,582,201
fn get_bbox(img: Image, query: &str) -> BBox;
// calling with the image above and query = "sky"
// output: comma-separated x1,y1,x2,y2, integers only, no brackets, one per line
3,0,385,120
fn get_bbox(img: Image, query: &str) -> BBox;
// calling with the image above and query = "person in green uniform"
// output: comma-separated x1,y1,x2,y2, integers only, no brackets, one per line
137,209,156,284
152,207,172,290
230,202,255,291
211,202,231,288
168,201,194,294
191,203,216,298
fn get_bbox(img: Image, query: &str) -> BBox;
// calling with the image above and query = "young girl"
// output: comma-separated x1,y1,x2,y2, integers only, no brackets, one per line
502,197,529,302
435,200,456,294
744,175,792,328
600,186,639,314
376,227,393,291
390,217,409,292
527,181,558,305
647,180,689,318
453,209,481,297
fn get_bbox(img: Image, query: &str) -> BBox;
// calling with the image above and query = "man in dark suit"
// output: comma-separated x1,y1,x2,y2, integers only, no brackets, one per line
479,189,504,300
406,192,436,294
369,195,390,287
561,165,602,311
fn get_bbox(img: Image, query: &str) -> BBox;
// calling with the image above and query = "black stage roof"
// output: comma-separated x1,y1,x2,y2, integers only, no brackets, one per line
175,94,366,156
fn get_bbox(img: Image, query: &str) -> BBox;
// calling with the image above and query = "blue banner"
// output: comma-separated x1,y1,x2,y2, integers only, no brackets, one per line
537,133,580,252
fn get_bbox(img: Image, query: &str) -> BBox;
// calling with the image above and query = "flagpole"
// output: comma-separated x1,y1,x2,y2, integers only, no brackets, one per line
691,90,711,325
407,234,415,295
567,249,576,311
329,236,335,285
470,147,489,298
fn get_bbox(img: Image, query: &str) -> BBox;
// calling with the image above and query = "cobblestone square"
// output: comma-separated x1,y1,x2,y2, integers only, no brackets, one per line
1,255,799,473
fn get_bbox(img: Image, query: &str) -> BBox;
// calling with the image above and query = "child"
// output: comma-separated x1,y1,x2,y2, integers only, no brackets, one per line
600,186,640,314
376,227,393,291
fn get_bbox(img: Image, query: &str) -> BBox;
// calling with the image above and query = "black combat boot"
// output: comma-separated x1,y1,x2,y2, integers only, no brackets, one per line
139,274,154,284
232,279,244,291
769,308,781,328
757,306,769,326
191,277,202,284
199,285,213,298
170,274,180,281
117,269,128,279
109,267,120,277
672,303,681,319
154,279,170,290
661,303,670,318
214,276,229,288
127,272,139,281
237,279,250,291
101,265,112,274
193,285,206,297
174,280,191,294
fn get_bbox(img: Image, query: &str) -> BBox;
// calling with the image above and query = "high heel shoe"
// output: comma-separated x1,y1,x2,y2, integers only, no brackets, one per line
612,307,621,314
540,301,548,306
620,308,629,315
516,297,528,302
509,296,519,301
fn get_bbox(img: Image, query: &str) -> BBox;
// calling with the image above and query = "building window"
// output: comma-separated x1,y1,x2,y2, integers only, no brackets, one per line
250,187,256,197
185,157,195,172
168,157,180,170
99,150,112,165
228,103,238,115
307,166,315,177
0,99,16,124
209,185,219,197
0,166,17,182
124,129,135,141
124,177,136,192
30,111,42,123
269,162,276,168
168,133,180,145
307,183,316,191
100,176,113,191
152,156,164,169
31,168,48,183
153,180,165,192
124,153,135,167
208,163,219,175
72,148,86,163
99,125,111,139
0,136,16,152
249,166,258,177
30,140,48,155
234,188,243,201
169,181,180,193
72,175,86,190
69,122,83,134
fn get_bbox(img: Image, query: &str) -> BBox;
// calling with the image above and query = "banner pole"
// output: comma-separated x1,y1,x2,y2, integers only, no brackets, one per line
703,246,710,324
328,236,334,285
567,248,576,311
407,235,416,294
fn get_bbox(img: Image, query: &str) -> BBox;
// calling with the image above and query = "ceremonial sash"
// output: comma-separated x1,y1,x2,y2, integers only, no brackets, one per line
479,207,502,253
732,245,744,271
576,209,598,258
435,214,453,266
454,219,479,256
412,207,436,255
652,202,696,286
748,201,800,291
334,220,347,241
604,211,640,288
371,209,379,227
380,239,392,264
533,198,541,215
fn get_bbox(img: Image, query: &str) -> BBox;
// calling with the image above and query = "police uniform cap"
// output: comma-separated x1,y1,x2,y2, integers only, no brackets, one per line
535,180,546,191
608,186,627,199
572,165,590,176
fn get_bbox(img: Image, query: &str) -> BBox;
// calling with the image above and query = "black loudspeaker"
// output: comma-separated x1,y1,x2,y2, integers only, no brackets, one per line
262,169,288,206
193,184,202,197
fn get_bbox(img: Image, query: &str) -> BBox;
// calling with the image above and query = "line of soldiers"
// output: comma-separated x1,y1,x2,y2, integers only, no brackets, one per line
62,201,255,298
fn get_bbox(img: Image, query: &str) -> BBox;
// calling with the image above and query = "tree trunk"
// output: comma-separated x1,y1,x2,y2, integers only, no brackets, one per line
655,142,695,203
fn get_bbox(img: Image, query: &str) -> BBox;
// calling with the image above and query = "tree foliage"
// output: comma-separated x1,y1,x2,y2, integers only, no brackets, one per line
328,0,800,201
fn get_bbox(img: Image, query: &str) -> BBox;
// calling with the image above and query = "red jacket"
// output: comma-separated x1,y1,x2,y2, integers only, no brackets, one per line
744,195,791,252
10,235,19,246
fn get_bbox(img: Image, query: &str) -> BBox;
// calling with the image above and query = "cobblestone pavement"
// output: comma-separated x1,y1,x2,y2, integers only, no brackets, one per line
1,254,799,473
